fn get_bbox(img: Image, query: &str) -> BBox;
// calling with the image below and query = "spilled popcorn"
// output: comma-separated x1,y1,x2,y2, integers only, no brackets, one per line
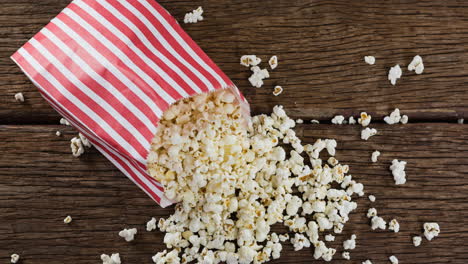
368,195,376,202
101,253,121,264
371,151,380,163
343,234,356,250
384,109,408,125
388,65,402,85
119,228,137,242
14,92,24,103
70,133,91,157
388,219,400,233
389,159,407,185
412,236,422,247
358,112,371,127
11,253,20,264
362,260,373,264
249,66,270,88
389,255,399,264
241,55,262,67
408,55,424,74
64,215,72,224
364,56,376,65
184,7,203,24
423,222,440,241
269,56,278,70
147,218,157,232
361,128,377,140
342,251,350,260
331,115,345,125
60,118,71,126
273,85,283,96
147,90,363,263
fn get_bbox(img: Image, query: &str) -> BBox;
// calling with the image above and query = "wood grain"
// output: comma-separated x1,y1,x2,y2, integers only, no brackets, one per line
1,124,467,264
1,0,468,124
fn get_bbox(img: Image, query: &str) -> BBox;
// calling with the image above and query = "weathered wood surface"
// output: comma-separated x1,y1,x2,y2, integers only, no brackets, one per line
1,124,467,263
1,0,468,123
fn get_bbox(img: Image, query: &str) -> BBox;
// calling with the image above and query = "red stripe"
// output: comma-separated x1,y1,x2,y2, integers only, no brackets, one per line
81,1,201,96
34,31,154,141
141,0,224,89
53,12,171,112
148,1,235,88
113,0,210,95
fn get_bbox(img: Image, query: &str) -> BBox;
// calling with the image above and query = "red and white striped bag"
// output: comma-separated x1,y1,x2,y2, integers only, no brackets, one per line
12,0,249,207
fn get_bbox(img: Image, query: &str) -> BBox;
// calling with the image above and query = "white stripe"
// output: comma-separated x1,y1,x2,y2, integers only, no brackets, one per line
41,27,162,124
107,0,215,92
51,18,171,115
19,48,147,163
137,0,228,90
61,7,186,101
77,0,205,95
30,38,152,151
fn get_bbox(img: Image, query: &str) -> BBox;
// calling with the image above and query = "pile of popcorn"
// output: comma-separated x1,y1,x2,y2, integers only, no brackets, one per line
146,89,364,264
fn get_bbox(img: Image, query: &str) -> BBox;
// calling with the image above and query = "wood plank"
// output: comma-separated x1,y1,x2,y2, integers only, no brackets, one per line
1,124,467,263
1,0,468,123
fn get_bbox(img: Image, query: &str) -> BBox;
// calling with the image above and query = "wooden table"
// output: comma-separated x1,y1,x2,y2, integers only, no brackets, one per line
1,1,467,263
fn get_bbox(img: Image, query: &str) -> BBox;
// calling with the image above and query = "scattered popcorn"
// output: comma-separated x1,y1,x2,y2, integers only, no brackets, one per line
458,118,464,124
368,195,376,202
249,66,270,88
331,115,345,125
384,108,402,124
56,131,61,137
14,92,24,102
119,228,137,242
70,137,85,157
408,55,424,74
146,91,362,263
423,222,440,241
390,159,407,185
362,260,373,264
388,219,400,233
361,128,377,140
342,251,350,260
240,55,262,67
101,253,121,264
325,234,335,242
11,254,20,264
296,119,303,124
389,255,398,264
291,234,311,251
364,56,376,65
79,133,92,148
269,56,278,70
64,215,72,224
358,112,371,127
367,208,377,218
343,234,356,250
311,119,320,124
60,118,71,126
371,150,380,163
348,116,356,125
184,6,203,24
147,217,157,231
388,65,402,85
400,115,408,124
371,216,387,230
413,236,422,247
273,85,283,96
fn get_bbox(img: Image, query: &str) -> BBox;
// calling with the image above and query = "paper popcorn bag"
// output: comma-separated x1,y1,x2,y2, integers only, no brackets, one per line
11,0,249,207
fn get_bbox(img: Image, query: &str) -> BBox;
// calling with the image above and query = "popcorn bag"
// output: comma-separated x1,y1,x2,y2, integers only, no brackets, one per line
11,0,249,207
